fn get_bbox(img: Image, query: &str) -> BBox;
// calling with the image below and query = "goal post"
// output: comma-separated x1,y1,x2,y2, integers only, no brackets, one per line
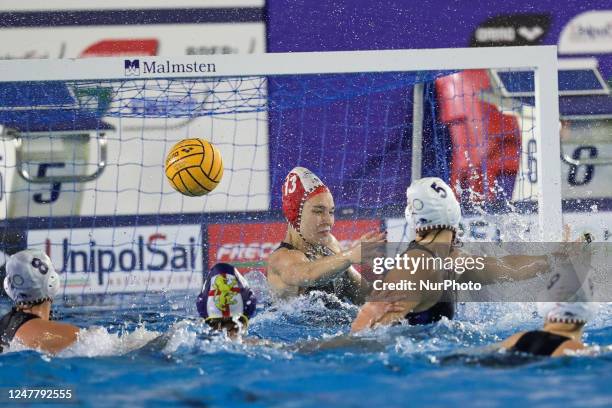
0,46,562,304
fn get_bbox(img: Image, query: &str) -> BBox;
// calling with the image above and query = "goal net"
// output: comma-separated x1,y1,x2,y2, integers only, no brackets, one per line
0,47,561,306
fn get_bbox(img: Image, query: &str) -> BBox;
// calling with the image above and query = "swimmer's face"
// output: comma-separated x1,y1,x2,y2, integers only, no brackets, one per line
301,191,335,244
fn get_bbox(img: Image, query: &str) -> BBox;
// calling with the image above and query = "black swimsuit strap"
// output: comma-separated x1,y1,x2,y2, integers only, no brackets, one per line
511,330,572,356
277,242,335,259
0,308,39,353
407,240,437,257
277,242,296,251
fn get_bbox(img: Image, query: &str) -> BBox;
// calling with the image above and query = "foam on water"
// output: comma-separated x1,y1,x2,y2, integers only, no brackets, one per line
3,324,161,357
1,252,611,408
2,294,610,361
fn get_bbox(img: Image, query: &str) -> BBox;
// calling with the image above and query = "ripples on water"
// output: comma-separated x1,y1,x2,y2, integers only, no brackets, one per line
1,280,611,407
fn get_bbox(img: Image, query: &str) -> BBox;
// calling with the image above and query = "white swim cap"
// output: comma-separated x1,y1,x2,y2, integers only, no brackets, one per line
405,177,461,234
537,302,597,324
3,249,60,305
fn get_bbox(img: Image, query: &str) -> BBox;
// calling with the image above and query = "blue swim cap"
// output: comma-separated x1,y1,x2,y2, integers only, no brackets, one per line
196,263,257,321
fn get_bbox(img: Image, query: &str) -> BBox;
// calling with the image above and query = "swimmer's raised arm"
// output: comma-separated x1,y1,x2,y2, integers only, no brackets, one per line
454,247,549,284
327,233,378,303
268,241,359,288
269,230,385,289
456,234,593,285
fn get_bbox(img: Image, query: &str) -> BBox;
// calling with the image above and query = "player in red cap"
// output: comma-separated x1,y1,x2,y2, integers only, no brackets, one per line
267,167,385,304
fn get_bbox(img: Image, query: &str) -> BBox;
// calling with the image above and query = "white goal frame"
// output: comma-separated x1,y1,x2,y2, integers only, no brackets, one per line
0,46,562,240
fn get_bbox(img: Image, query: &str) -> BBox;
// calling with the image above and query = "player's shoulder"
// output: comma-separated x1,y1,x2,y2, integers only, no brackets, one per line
16,318,79,346
268,243,301,258
268,244,308,270
18,317,78,334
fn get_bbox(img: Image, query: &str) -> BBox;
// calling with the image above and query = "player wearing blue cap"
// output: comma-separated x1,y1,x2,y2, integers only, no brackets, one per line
196,263,257,338
1,249,80,354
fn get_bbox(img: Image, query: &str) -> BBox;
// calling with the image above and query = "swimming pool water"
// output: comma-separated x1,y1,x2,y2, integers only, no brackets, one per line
1,291,611,408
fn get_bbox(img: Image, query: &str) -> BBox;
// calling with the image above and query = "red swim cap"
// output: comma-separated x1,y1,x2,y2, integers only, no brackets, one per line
281,167,329,232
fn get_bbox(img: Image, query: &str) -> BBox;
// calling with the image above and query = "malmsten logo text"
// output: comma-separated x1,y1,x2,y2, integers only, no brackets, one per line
124,59,216,76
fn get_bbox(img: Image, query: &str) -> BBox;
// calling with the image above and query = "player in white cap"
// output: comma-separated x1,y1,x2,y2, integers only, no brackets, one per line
352,177,555,332
499,260,597,356
498,303,596,356
1,249,79,354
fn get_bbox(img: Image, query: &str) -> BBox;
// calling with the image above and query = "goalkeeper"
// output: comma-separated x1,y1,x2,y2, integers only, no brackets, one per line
267,167,385,305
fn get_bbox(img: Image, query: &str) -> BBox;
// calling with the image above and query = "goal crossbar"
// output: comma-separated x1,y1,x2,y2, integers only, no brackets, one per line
0,46,562,240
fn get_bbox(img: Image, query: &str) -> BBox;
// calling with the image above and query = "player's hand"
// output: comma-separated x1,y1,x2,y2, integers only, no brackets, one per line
347,230,386,264
351,301,405,332
553,232,593,262
356,230,387,246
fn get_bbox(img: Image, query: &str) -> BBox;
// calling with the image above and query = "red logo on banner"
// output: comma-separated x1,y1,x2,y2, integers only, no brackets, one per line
208,219,380,276
80,39,159,57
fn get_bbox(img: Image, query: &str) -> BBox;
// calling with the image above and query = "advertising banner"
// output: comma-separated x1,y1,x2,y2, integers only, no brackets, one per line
27,224,204,294
559,11,612,55
0,24,264,61
267,2,612,207
208,219,382,275
0,2,268,218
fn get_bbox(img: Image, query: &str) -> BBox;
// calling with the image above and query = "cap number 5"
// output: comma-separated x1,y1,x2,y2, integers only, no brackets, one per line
430,182,447,198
